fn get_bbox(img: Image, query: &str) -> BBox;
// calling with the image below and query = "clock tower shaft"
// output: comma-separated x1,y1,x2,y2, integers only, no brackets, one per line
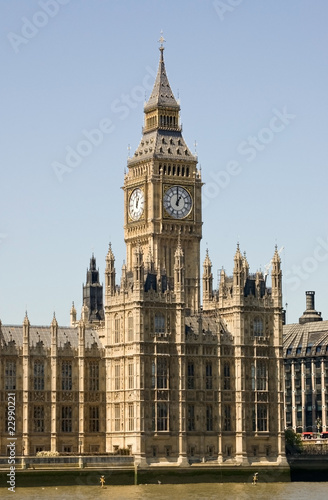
123,44,202,313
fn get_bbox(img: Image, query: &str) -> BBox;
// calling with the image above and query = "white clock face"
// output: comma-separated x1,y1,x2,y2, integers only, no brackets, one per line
129,188,144,221
164,185,192,219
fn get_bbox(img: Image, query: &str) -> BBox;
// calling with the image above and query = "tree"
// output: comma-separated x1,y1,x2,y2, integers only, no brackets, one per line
285,429,303,455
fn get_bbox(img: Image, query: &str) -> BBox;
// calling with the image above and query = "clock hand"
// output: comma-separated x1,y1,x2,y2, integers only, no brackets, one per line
176,186,180,207
136,198,139,209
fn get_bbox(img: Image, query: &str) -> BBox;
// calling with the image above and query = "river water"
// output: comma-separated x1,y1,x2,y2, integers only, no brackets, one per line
1,483,327,500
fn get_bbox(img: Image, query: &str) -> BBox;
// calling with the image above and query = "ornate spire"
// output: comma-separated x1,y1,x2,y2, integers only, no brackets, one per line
51,312,58,328
204,248,212,268
144,38,180,112
233,242,243,266
23,310,30,326
90,253,96,270
106,242,115,263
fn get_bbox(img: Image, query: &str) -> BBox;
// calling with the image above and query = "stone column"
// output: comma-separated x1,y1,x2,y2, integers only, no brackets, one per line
321,358,326,432
50,314,58,453
301,360,306,431
78,321,85,454
291,361,296,429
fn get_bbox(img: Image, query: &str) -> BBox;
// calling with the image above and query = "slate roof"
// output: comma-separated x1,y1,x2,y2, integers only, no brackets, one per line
283,320,328,357
130,128,195,163
0,324,102,350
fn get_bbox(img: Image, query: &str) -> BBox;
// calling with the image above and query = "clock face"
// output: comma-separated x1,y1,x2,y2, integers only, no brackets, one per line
163,185,192,219
129,188,144,221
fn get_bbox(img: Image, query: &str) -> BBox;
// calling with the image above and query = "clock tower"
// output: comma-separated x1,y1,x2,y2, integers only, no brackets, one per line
124,40,202,313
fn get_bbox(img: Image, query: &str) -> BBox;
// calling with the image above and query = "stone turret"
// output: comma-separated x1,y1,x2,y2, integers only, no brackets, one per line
133,242,144,293
70,301,77,327
202,249,213,310
105,243,116,297
83,254,104,323
233,243,244,299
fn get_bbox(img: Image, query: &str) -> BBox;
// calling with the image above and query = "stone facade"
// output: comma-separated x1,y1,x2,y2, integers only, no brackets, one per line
0,317,106,455
0,44,286,466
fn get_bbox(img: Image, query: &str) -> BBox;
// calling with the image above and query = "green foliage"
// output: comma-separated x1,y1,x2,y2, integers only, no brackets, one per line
285,429,303,455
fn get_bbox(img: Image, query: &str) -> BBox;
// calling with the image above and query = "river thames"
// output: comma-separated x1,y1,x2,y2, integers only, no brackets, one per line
1,483,328,499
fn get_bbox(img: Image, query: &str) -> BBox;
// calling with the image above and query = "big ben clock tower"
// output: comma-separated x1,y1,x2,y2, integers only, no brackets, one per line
124,38,202,313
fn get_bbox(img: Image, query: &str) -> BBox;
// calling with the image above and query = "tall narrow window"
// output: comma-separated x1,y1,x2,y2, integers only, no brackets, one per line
61,406,72,432
34,361,44,391
187,405,195,431
154,314,165,335
151,360,156,389
224,405,231,431
223,362,230,390
187,362,195,389
89,406,99,432
251,364,256,390
62,361,72,391
157,402,168,431
5,361,16,390
89,361,99,391
257,405,268,431
33,406,44,432
257,362,267,391
128,403,134,431
253,318,263,337
206,362,213,390
157,357,168,389
114,404,120,431
128,361,134,389
115,364,120,391
128,314,133,342
152,404,156,431
206,405,213,431
114,317,120,343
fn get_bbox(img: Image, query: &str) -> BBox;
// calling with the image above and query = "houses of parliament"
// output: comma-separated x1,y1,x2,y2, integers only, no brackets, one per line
0,43,288,467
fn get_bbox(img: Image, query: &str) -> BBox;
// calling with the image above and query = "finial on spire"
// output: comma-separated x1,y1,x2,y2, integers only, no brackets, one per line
158,30,165,60
158,30,165,48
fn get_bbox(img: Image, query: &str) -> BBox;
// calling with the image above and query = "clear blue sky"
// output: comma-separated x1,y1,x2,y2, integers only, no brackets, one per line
1,0,327,326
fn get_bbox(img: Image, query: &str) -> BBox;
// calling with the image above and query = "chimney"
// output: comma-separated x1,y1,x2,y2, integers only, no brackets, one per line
306,291,315,311
299,291,322,324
